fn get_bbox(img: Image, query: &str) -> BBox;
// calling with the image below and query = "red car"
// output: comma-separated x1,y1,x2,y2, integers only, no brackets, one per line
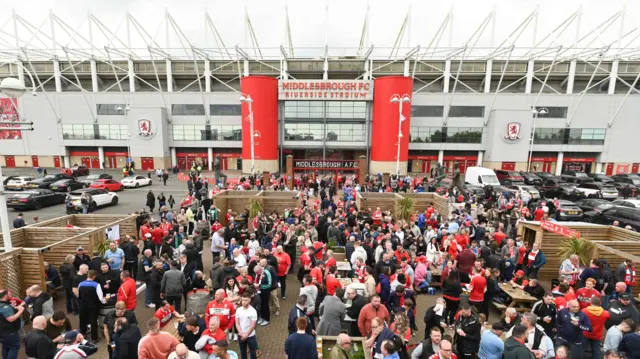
89,179,124,192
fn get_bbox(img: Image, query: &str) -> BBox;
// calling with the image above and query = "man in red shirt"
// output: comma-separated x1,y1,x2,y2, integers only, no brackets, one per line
198,316,227,357
312,240,325,261
151,223,164,254
455,247,476,283
117,270,137,310
394,247,411,264
154,300,183,328
310,261,324,285
324,265,342,296
576,278,601,309
204,289,236,332
534,204,546,221
582,296,610,353
325,251,337,269
467,267,487,311
274,246,291,299
493,230,506,247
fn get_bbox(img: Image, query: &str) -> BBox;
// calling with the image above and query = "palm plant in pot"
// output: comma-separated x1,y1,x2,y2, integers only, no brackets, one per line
395,196,415,221
248,199,263,218
558,236,595,265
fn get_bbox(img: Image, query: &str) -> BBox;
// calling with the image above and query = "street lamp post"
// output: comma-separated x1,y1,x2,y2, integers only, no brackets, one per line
0,76,37,251
239,94,255,175
390,94,411,177
527,107,549,172
115,105,132,165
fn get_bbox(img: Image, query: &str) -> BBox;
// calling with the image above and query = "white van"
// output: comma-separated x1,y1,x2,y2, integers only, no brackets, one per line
465,167,501,187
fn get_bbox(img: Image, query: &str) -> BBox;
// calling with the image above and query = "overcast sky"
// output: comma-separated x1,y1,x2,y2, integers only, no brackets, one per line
2,0,639,59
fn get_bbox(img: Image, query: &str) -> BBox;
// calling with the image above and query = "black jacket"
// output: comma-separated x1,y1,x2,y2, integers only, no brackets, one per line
24,329,56,359
115,324,142,359
73,254,91,270
88,256,103,272
120,241,140,263
150,268,164,294
424,305,447,335
531,300,557,337
182,244,199,264
454,313,481,355
346,294,368,320
59,263,77,289
30,292,52,319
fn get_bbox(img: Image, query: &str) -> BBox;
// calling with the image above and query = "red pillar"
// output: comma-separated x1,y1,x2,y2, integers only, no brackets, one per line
370,76,413,175
240,76,279,172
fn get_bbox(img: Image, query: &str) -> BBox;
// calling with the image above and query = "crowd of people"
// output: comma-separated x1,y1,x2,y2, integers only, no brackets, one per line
3,170,640,359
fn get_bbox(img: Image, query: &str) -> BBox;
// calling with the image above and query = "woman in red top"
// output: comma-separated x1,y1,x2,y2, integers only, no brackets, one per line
389,312,411,353
297,248,313,283
467,267,487,312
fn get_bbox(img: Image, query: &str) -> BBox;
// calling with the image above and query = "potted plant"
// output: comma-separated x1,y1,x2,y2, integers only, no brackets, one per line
327,237,346,261
94,238,110,257
248,199,263,218
558,237,595,265
395,196,415,221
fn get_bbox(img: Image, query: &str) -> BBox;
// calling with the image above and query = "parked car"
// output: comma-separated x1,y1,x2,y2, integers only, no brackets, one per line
574,198,615,213
576,182,619,200
69,188,119,212
584,206,640,231
587,173,615,184
71,165,90,177
81,173,113,185
49,178,86,192
552,199,585,221
24,174,75,189
506,184,541,200
494,169,525,184
611,199,640,208
561,170,594,185
538,178,586,201
89,179,124,192
611,178,639,197
6,189,66,210
518,172,543,186
121,175,152,188
6,176,36,191
611,174,640,181
533,172,555,181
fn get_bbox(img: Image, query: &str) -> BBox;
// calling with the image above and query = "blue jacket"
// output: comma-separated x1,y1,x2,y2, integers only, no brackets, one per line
556,308,592,343
417,214,426,229
525,249,546,269
378,274,391,304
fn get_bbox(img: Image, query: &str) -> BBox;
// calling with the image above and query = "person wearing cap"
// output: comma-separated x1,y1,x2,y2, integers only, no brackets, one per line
54,331,98,359
73,247,91,271
478,322,506,359
606,292,639,329
24,316,56,359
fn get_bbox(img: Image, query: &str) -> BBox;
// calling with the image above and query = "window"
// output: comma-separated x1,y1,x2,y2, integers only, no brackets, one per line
534,106,568,118
62,124,95,140
96,104,126,115
409,127,482,143
325,101,367,119
172,125,207,141
96,125,129,140
212,125,242,141
171,104,205,116
284,101,325,119
284,123,323,141
448,106,485,117
411,106,444,117
533,128,605,145
210,104,241,116
172,124,241,141
325,123,366,141
533,128,565,144
284,101,367,119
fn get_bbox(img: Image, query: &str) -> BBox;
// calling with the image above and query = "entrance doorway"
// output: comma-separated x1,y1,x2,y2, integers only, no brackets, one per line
501,162,516,171
141,157,155,171
4,156,15,168
91,158,100,169
542,162,552,173
605,163,614,176
53,156,61,168
633,163,639,174
81,157,91,168
31,155,39,168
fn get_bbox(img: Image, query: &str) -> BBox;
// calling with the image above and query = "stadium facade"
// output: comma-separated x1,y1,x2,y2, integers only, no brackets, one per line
1,8,640,177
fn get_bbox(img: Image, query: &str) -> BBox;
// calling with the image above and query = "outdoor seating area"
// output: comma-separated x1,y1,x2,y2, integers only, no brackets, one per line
355,192,448,216
212,189,301,226
518,221,640,292
0,214,137,296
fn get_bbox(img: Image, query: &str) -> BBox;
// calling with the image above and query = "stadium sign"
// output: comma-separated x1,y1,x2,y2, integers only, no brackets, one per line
293,160,358,169
279,80,374,101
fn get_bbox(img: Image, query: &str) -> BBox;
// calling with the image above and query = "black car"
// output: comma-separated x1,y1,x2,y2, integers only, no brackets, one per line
533,172,555,181
561,171,594,185
611,174,640,181
611,178,639,197
587,173,615,183
584,206,640,231
574,198,615,213
48,178,86,192
519,172,543,186
24,174,75,189
71,165,90,177
6,189,66,210
539,178,586,201
81,173,113,185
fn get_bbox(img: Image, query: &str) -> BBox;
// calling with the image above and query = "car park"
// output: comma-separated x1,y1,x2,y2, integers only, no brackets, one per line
611,178,639,197
576,182,619,200
49,178,86,192
574,198,615,213
611,199,640,208
587,173,615,183
561,170,594,185
611,174,640,181
81,173,113,185
538,178,586,201
89,179,124,192
24,174,75,189
71,165,90,177
494,169,525,184
121,175,152,188
6,189,66,210
506,184,541,199
68,188,119,212
533,172,555,182
6,176,35,190
518,172,543,186
584,206,640,231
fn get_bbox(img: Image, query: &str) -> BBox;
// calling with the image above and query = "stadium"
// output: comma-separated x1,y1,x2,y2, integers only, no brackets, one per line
1,1,640,178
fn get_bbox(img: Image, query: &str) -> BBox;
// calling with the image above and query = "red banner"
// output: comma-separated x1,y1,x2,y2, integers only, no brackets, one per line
540,220,581,238
0,98,21,140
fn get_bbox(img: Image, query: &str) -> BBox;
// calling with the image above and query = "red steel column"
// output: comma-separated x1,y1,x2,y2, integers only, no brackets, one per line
240,76,279,173
370,76,413,175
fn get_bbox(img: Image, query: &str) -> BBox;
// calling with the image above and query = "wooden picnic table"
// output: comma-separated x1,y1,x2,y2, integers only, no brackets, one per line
430,266,443,288
336,261,352,277
501,283,538,312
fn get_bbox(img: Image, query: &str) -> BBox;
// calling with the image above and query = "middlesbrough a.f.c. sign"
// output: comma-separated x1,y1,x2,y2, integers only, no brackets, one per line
279,80,374,101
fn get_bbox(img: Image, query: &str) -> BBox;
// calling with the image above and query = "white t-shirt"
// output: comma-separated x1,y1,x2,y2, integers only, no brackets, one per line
235,305,258,337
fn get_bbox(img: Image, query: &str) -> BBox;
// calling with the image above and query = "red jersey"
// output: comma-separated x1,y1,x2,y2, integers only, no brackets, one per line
373,210,382,224
310,267,323,284
154,305,175,327
455,234,469,249
300,253,313,270
140,225,150,239
429,353,458,359
325,274,342,296
576,288,601,309
211,222,222,232
151,227,164,245
554,296,568,311
517,246,526,265
313,242,325,260
468,275,487,302
493,231,506,246
534,208,545,221
235,274,253,284
394,250,411,263
274,252,291,277
160,222,171,236
325,257,337,269
199,328,226,355
204,299,236,330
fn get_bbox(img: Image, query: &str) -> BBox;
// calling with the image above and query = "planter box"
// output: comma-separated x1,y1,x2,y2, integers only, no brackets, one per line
317,336,370,359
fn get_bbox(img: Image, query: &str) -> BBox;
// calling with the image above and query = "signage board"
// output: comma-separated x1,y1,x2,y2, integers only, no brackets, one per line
278,80,374,101
540,220,580,238
293,160,358,169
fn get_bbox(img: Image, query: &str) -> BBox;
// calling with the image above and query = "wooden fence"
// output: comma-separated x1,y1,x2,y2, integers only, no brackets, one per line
0,249,23,296
356,192,449,218
213,190,301,226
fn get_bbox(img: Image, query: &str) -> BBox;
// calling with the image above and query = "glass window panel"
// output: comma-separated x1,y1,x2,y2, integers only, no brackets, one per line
171,104,205,116
210,104,241,116
411,105,444,117
448,106,485,117
534,106,568,118
96,104,126,115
